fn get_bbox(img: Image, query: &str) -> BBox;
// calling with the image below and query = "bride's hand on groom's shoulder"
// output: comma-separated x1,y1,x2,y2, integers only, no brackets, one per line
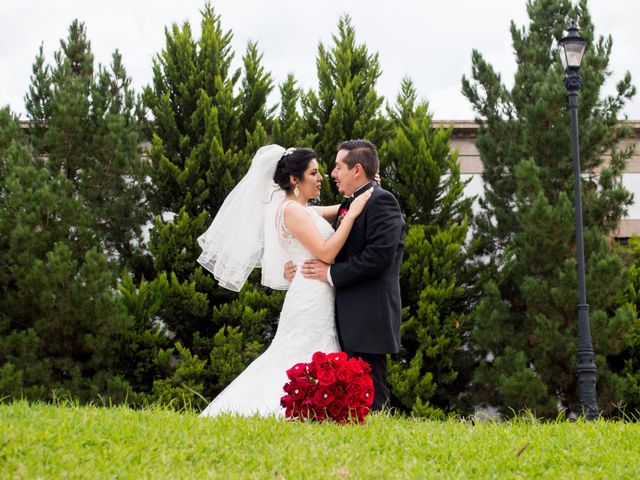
346,187,373,220
284,261,297,282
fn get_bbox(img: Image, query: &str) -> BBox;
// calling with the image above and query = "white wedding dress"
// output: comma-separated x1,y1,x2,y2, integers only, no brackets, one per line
200,201,340,417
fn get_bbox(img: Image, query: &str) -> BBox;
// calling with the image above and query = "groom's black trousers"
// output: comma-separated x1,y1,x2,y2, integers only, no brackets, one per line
344,350,389,411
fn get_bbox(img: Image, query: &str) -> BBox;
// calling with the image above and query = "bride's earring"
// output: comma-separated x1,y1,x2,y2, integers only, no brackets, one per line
294,184,300,197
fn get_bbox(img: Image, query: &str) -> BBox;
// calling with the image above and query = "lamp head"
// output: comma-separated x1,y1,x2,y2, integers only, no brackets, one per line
559,20,587,71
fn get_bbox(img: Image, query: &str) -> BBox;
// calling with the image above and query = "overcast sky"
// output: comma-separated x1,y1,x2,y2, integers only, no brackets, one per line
1,0,638,120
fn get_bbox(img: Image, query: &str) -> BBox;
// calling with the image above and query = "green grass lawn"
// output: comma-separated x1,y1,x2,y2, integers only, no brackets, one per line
2,401,640,479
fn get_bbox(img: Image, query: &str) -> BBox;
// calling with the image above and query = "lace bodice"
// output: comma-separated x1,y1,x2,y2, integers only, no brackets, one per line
276,201,334,264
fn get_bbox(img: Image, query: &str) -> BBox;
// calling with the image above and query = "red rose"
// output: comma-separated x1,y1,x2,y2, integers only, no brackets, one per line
345,377,369,403
335,362,357,383
312,408,327,422
328,352,347,363
280,394,293,409
337,208,349,223
312,387,335,409
284,404,295,417
283,381,308,401
296,374,316,389
355,406,371,423
357,357,372,375
312,351,329,365
348,359,364,376
327,398,346,419
286,362,307,380
297,402,313,419
316,363,337,386
333,407,351,424
352,375,374,405
343,389,358,407
306,361,318,378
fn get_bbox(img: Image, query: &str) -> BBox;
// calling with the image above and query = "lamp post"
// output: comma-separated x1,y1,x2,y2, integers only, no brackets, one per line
559,20,599,420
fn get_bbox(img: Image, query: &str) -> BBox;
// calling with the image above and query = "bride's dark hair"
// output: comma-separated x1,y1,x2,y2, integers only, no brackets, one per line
273,147,318,192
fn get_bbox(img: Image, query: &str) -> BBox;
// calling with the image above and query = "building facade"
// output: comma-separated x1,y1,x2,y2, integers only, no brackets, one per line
445,120,640,240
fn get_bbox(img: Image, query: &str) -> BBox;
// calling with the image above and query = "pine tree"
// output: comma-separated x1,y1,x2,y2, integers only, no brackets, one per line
24,20,149,272
381,79,475,416
461,0,637,417
24,45,51,152
0,107,133,403
0,19,166,404
381,79,472,227
302,15,387,200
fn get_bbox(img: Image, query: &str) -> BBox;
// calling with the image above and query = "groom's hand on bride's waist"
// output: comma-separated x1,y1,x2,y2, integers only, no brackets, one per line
301,259,329,283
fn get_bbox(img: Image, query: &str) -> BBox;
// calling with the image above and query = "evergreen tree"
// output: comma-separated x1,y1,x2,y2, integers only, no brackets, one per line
238,41,276,148
24,45,51,152
272,74,308,148
115,274,171,397
0,107,133,403
381,80,472,226
615,237,640,413
0,18,155,403
381,80,475,417
461,0,636,417
24,20,149,272
141,4,282,407
302,15,387,200
143,2,249,300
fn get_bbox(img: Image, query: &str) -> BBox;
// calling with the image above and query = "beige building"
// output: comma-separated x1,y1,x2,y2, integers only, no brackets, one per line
444,120,640,241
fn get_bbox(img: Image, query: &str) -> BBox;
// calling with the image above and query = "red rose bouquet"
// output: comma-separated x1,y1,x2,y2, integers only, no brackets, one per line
280,351,374,423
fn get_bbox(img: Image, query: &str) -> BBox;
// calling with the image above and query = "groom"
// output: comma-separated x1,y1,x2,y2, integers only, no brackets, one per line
301,139,405,411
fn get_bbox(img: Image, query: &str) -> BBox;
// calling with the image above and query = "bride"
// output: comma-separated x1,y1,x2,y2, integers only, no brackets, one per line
197,145,371,417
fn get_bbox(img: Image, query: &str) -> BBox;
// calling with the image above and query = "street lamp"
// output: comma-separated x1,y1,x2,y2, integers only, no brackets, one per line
559,20,599,420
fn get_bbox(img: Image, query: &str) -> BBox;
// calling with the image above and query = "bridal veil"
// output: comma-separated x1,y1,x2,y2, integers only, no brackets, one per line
197,144,291,291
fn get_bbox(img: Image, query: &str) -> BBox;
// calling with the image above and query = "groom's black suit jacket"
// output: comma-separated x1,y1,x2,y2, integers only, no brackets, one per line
331,181,405,354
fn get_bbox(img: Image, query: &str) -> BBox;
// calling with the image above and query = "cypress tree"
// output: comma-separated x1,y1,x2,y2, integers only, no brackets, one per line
272,74,308,148
381,79,475,416
237,41,275,148
140,4,282,407
615,237,640,413
302,15,386,200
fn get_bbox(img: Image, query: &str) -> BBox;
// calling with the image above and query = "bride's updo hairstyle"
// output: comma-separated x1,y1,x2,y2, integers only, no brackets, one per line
273,147,318,192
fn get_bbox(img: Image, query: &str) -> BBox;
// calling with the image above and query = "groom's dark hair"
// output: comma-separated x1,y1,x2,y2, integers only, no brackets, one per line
338,139,379,179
